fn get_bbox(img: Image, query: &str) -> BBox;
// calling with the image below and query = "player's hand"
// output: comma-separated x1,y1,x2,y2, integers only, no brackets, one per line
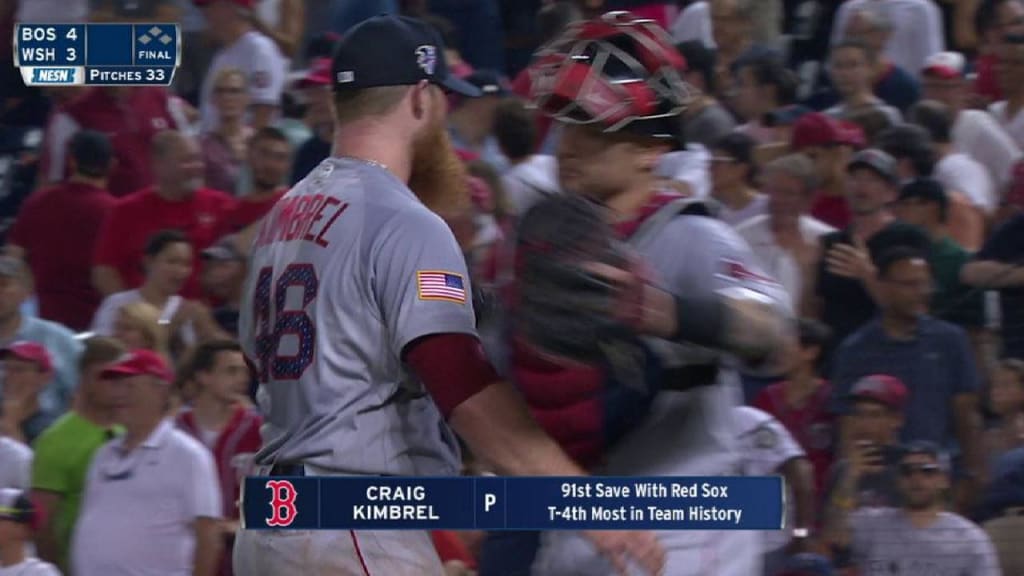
582,530,665,576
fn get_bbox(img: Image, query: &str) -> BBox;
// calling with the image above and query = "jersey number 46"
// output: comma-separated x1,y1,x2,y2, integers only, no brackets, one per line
252,263,319,383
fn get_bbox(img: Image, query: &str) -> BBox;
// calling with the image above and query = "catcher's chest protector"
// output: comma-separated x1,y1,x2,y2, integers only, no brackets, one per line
508,193,712,467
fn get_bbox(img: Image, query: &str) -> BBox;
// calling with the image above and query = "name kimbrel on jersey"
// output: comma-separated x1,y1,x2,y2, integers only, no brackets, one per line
253,193,349,249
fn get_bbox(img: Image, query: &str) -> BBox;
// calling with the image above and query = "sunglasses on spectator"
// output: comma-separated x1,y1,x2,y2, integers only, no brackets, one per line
899,463,941,477
215,85,245,95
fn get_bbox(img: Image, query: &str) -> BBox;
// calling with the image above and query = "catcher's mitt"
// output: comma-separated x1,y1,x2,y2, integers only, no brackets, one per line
514,194,643,369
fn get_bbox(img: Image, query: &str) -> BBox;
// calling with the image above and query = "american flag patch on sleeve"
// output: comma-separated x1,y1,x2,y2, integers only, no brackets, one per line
417,271,467,303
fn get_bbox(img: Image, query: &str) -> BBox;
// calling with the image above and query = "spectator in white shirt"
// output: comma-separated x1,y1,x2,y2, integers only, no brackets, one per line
831,0,944,77
0,489,60,576
737,154,835,311
0,436,31,490
198,0,287,132
71,350,222,576
709,132,768,226
920,51,1022,196
91,230,207,355
990,34,1024,150
909,100,999,218
733,406,816,574
824,41,903,126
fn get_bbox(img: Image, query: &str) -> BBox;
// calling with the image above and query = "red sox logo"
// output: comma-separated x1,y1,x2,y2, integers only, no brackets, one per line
266,480,298,527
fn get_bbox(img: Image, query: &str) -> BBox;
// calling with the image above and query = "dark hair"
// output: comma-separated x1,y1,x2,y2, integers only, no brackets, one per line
867,222,933,264
494,99,537,162
899,178,950,222
733,54,798,105
78,336,126,373
907,100,953,144
831,38,877,62
713,131,758,184
69,130,114,179
875,245,929,278
143,229,190,258
538,1,582,44
676,41,717,94
976,0,1023,37
182,339,243,380
713,131,755,164
252,125,290,145
876,124,936,177
845,106,897,144
796,318,832,348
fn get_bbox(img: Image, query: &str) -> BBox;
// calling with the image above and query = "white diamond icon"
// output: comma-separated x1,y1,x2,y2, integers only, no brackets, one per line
138,35,151,44
159,35,172,45
148,26,162,36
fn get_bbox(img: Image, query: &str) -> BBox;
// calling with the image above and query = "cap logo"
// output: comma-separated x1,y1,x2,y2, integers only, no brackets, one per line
415,45,437,76
337,71,354,84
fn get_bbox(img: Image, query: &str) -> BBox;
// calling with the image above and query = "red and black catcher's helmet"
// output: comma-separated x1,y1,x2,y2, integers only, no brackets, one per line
526,11,694,146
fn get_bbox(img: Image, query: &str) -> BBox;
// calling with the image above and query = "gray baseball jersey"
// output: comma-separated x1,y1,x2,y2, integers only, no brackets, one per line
532,202,792,576
239,157,477,476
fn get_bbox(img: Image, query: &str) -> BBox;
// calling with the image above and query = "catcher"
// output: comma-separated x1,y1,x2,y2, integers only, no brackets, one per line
480,12,794,576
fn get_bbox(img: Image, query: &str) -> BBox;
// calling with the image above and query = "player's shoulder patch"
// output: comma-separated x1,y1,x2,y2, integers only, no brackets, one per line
417,270,466,304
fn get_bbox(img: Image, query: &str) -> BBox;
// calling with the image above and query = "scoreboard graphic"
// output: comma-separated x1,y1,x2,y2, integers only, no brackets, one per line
14,24,181,86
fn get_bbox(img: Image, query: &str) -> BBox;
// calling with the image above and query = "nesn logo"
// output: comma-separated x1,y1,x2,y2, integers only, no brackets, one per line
32,67,76,83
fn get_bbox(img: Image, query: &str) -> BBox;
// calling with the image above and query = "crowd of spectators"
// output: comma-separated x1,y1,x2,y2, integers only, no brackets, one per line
1,0,1024,575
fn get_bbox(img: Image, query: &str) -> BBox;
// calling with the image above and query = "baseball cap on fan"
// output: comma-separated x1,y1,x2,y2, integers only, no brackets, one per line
330,15,481,97
101,349,173,383
0,488,34,525
848,374,908,411
921,52,966,80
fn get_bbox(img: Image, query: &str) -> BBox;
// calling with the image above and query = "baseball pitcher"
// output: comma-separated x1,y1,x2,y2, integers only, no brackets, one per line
234,15,670,576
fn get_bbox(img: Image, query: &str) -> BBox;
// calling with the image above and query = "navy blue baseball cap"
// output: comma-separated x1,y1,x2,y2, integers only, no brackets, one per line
331,15,481,97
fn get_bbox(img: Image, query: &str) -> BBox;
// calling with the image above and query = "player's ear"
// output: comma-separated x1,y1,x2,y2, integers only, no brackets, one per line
410,80,432,122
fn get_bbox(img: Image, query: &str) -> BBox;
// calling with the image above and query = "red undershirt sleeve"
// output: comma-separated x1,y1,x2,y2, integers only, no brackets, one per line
403,333,499,419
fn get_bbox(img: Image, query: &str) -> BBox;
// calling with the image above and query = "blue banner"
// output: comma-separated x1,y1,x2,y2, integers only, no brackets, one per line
242,476,785,531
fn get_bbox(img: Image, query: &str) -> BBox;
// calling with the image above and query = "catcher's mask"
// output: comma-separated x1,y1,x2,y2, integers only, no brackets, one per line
527,11,695,147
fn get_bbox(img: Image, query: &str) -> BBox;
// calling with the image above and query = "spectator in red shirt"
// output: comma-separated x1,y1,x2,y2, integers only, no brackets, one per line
40,86,190,197
175,340,261,576
92,130,235,299
6,130,116,331
220,127,290,234
753,318,836,497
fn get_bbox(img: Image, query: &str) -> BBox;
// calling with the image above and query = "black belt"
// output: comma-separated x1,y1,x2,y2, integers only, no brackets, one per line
269,463,306,477
661,364,719,392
